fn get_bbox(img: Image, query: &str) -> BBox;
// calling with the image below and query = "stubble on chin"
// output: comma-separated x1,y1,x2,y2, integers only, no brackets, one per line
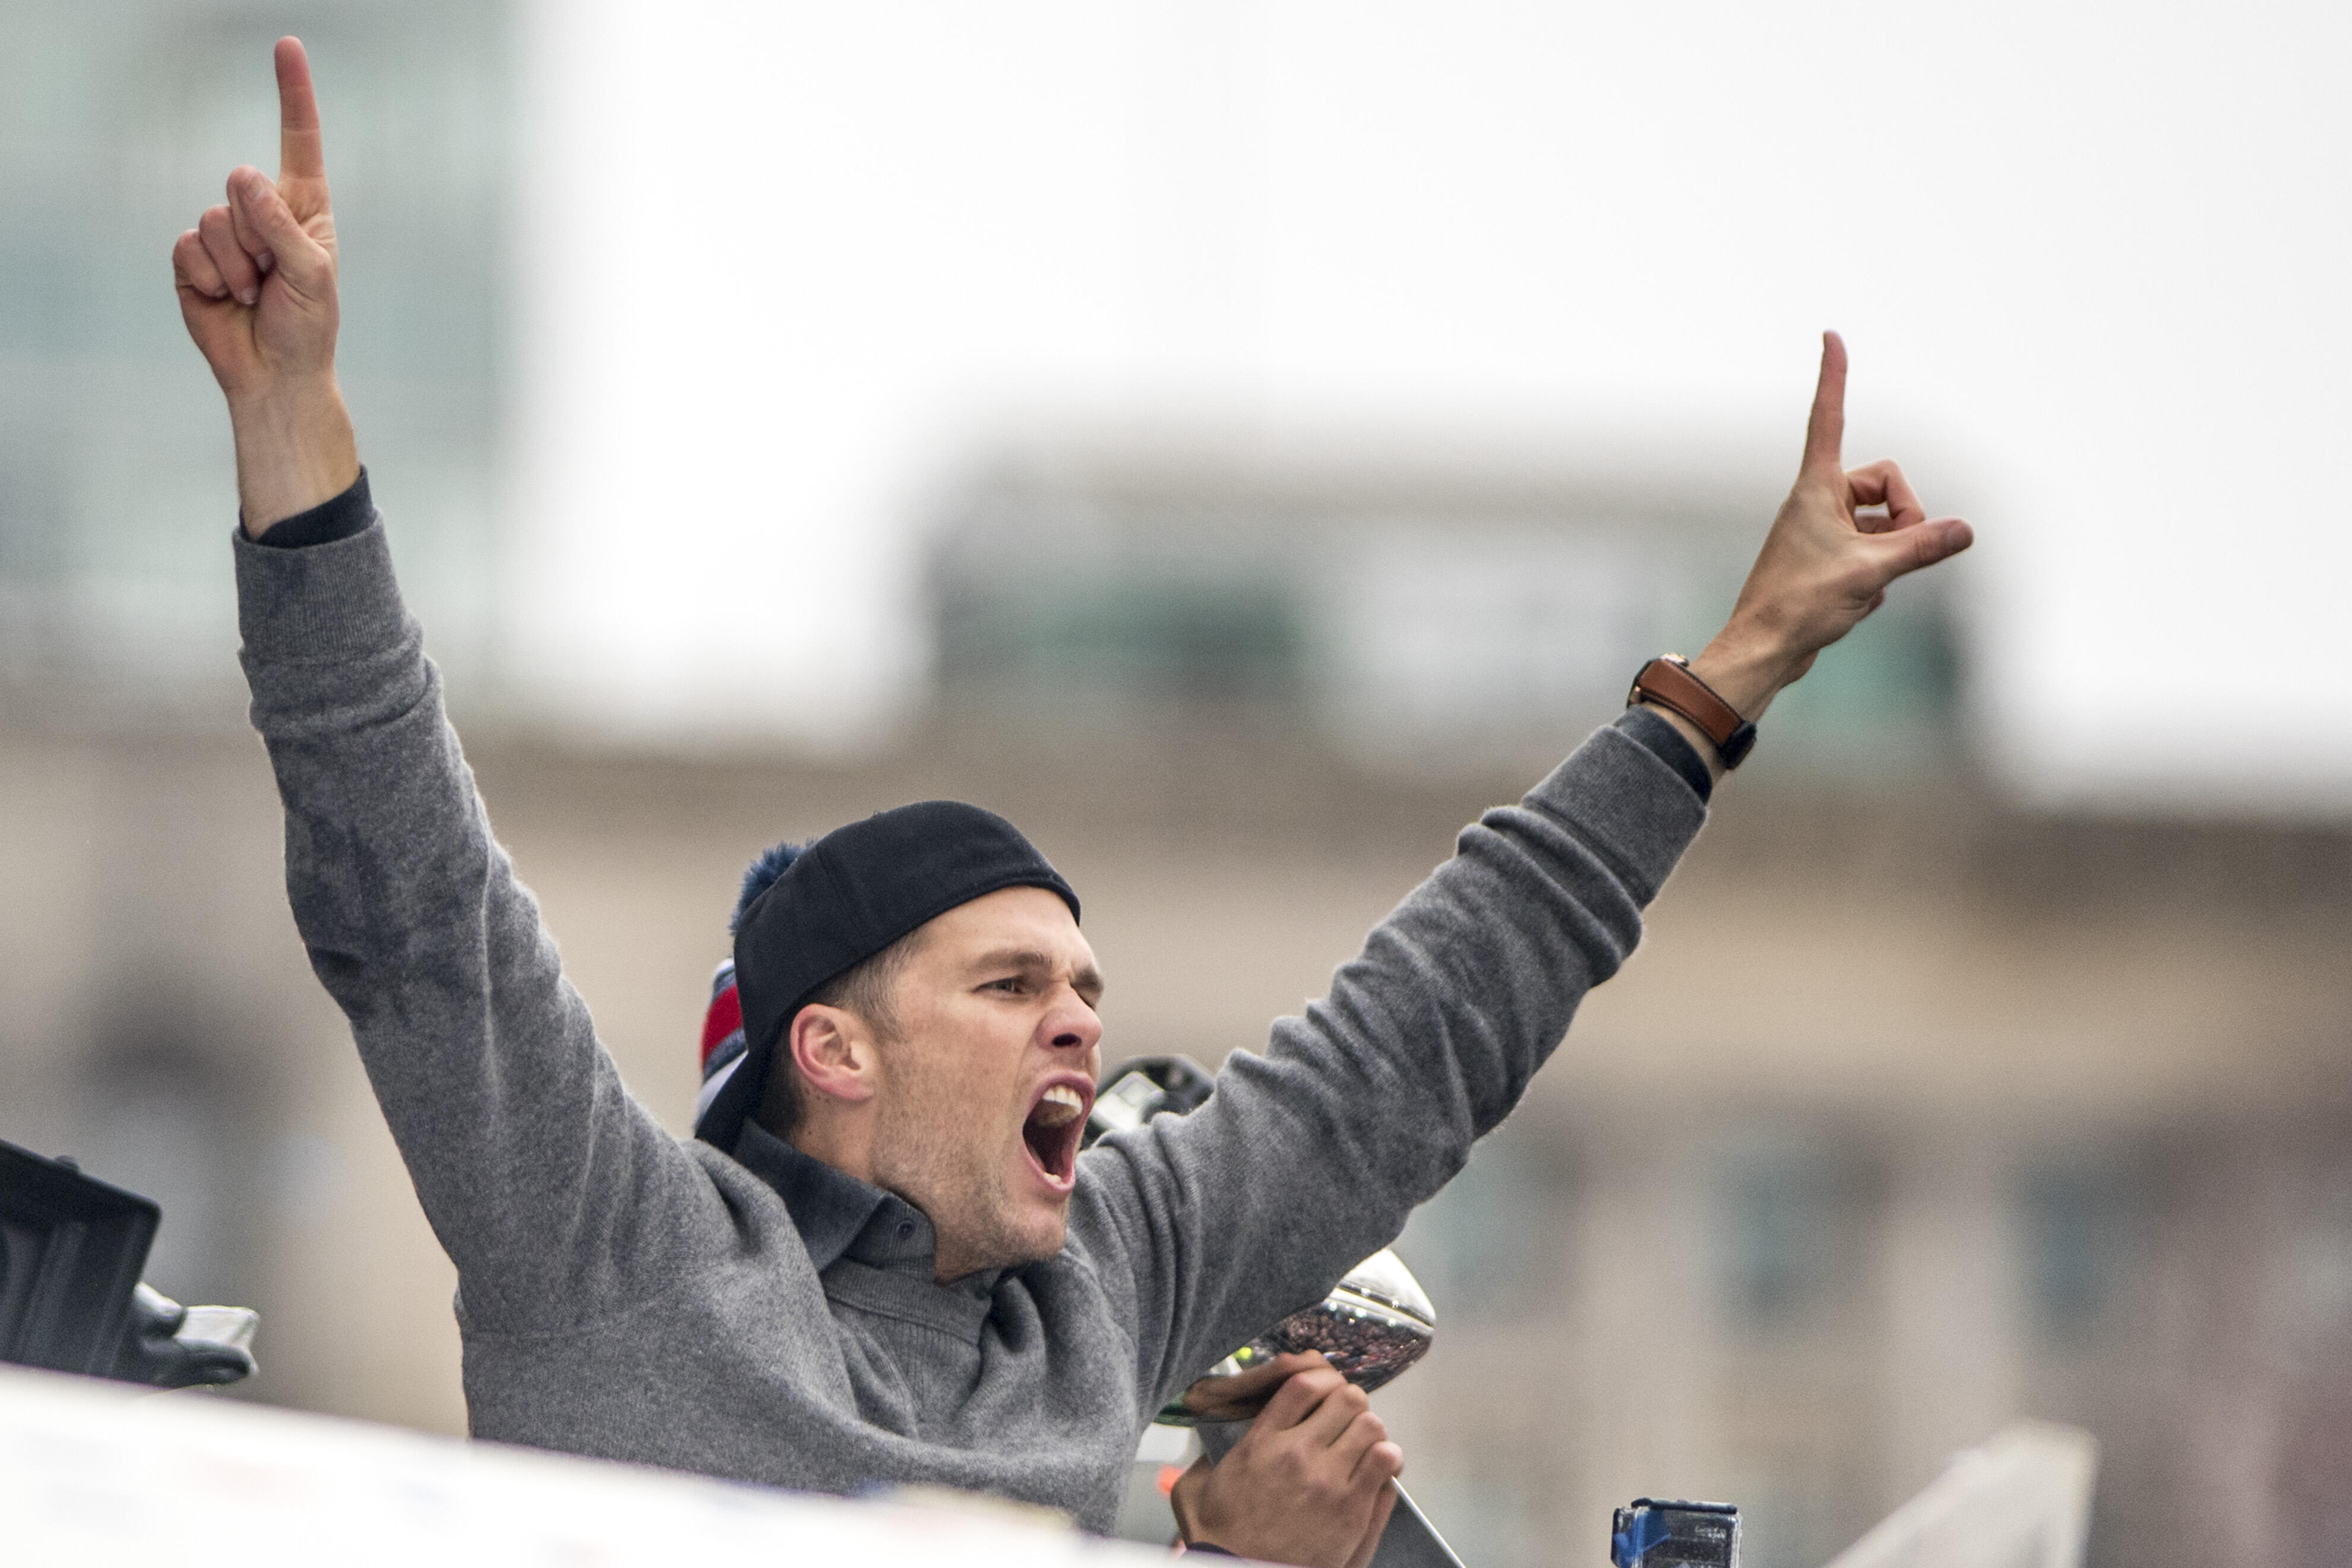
937,1143,1067,1275
872,1101,1048,1275
867,1039,1073,1275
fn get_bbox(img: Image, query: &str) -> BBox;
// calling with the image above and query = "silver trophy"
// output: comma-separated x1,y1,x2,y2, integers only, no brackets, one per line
1161,1247,1436,1424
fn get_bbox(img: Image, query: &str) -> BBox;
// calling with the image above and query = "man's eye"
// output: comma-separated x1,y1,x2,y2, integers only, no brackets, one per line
985,976,1025,994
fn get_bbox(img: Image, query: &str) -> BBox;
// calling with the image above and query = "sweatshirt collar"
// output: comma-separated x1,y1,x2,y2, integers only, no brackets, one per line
732,1120,911,1272
730,1121,1006,1298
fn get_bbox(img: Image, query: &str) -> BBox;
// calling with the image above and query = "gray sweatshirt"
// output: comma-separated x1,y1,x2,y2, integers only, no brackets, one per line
232,513,1706,1530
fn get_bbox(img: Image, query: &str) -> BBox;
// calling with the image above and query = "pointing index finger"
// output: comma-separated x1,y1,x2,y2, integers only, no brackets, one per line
1802,330,1847,479
275,37,327,184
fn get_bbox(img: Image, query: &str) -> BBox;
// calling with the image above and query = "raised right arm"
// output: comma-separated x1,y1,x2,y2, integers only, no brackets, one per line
171,38,359,535
179,40,705,1330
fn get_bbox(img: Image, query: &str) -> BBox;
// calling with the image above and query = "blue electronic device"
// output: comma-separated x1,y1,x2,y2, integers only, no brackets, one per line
1610,1498,1740,1568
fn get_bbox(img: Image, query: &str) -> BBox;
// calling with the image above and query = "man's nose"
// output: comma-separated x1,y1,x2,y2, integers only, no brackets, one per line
1043,987,1101,1052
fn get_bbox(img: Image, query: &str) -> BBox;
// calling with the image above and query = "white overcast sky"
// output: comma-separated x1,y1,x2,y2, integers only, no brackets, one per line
504,0,2352,810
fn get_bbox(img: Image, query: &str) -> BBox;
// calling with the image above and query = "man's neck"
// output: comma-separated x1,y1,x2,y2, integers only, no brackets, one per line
783,1112,1014,1285
786,1112,874,1186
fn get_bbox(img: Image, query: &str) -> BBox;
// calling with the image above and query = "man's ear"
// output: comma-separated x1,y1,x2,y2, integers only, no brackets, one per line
789,1004,879,1106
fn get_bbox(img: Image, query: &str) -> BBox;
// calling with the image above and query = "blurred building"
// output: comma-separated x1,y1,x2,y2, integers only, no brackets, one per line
0,0,510,722
7,436,2352,1568
928,440,1962,774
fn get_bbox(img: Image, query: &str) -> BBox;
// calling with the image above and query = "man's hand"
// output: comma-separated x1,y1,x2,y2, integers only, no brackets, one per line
1655,333,1975,772
1171,1355,1405,1568
1177,1346,1316,1425
170,37,358,535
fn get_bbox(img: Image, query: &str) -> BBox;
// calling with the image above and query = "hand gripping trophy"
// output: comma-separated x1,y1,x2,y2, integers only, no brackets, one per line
1086,1058,1461,1568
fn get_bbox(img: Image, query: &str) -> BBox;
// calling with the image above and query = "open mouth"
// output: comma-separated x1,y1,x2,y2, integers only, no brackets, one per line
1021,1082,1089,1187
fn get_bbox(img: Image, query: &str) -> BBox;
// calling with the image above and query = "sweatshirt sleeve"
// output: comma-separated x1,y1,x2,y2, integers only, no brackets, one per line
234,512,706,1333
248,469,377,550
1070,723,1706,1412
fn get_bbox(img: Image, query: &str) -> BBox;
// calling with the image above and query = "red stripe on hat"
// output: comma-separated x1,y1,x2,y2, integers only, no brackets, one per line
700,984,743,1067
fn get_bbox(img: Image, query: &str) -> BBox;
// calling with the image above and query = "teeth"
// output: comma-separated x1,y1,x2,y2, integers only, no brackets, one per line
1032,1085,1085,1128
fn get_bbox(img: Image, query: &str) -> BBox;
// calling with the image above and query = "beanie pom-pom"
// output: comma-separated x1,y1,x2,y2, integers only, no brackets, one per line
734,840,805,932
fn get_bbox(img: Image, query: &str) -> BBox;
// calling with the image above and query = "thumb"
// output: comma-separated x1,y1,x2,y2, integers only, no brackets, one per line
227,166,331,297
1868,516,1973,585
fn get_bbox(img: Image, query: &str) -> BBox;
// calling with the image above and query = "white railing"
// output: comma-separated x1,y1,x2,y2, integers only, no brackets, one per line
0,1361,1146,1568
1820,1424,2098,1568
0,1360,2100,1568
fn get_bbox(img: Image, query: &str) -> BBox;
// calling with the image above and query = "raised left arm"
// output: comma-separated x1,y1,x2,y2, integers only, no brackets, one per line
1073,336,1974,1408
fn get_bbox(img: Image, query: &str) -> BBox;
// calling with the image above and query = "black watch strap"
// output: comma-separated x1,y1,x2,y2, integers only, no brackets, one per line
1615,706,1714,802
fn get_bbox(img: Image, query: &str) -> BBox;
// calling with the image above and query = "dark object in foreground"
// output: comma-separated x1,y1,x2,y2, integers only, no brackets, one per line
0,1138,159,1377
1611,1499,1740,1568
119,1282,258,1388
0,1136,257,1387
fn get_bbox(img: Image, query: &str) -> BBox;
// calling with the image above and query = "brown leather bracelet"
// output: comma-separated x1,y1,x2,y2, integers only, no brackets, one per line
1627,655,1758,769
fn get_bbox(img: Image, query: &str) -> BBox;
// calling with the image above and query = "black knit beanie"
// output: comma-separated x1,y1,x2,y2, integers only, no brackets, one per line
692,801,1079,1150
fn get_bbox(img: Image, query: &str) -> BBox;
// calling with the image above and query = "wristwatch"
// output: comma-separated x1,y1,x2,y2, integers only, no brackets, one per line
1627,655,1757,769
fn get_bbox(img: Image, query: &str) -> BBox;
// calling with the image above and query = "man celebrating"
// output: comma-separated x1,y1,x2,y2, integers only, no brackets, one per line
173,37,1970,1564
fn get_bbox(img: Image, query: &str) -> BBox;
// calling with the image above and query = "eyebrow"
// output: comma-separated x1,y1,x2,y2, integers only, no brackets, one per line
970,947,1106,1002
